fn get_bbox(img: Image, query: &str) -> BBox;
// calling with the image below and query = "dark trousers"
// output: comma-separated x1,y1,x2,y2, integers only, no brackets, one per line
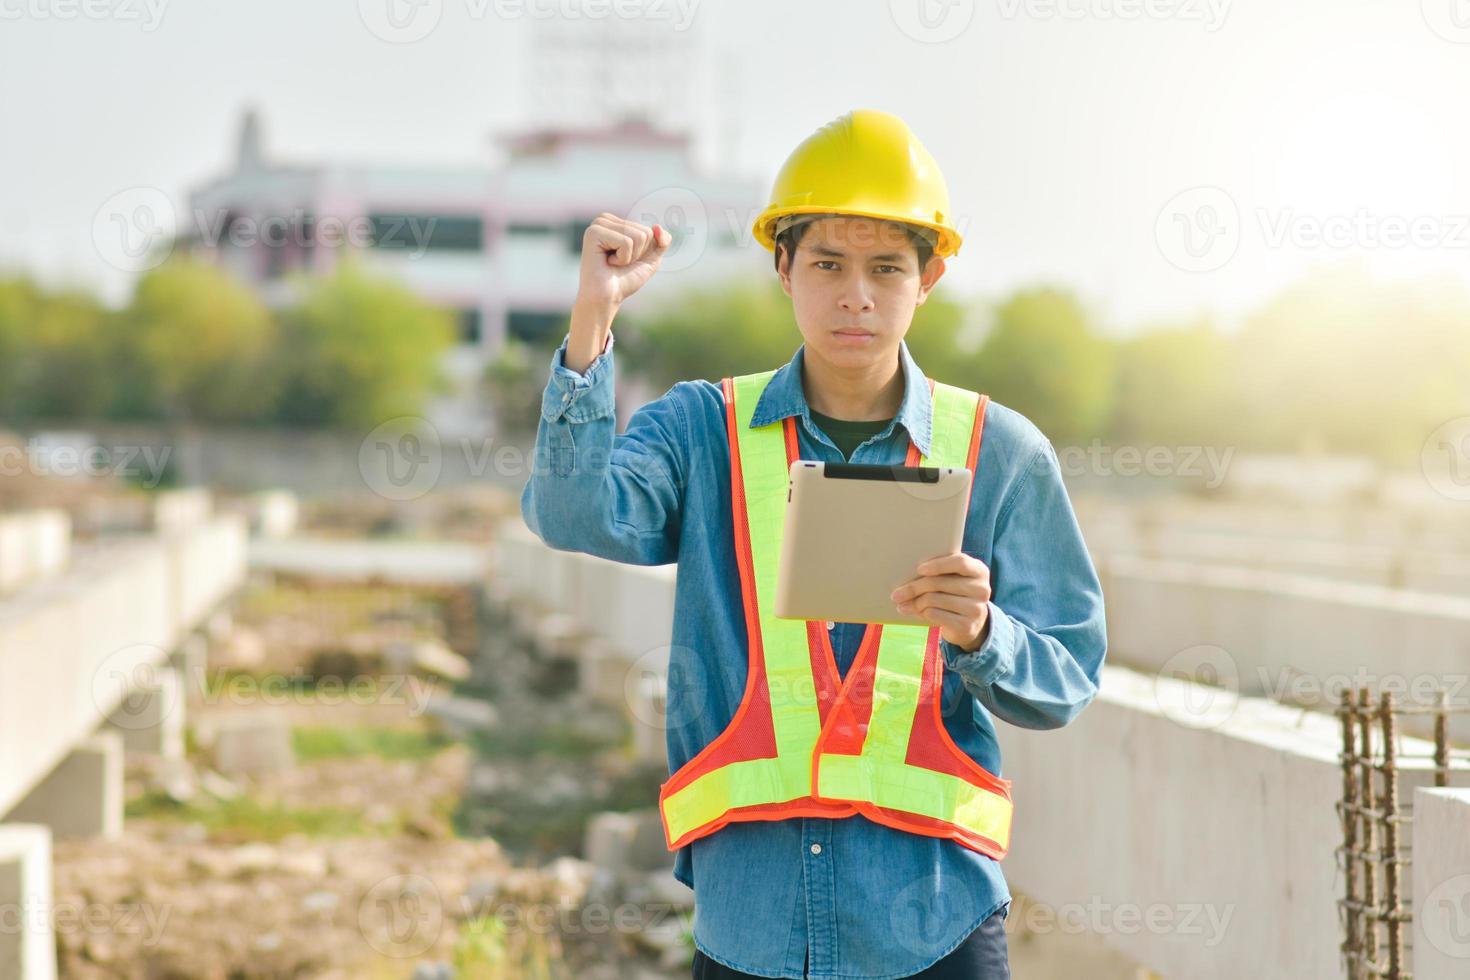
690,907,1010,979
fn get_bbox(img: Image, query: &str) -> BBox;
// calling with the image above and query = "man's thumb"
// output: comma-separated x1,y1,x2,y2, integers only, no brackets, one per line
653,224,671,249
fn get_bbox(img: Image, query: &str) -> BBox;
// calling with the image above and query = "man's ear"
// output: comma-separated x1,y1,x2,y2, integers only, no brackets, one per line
777,242,795,298
914,256,946,307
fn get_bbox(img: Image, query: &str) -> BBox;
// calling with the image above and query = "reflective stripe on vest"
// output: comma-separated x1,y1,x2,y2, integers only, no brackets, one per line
657,370,1014,859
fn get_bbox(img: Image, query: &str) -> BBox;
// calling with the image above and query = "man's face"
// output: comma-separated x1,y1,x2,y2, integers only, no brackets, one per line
777,215,946,370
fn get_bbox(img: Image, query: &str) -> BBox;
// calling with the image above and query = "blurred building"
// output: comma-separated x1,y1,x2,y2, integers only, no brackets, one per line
180,108,763,437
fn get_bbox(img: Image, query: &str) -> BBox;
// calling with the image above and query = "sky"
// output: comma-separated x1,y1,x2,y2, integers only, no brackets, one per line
2,0,1468,332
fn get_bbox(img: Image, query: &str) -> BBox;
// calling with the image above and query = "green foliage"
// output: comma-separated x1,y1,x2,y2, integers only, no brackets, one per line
970,288,1115,446
0,276,116,420
618,281,801,391
274,259,456,429
121,257,281,423
292,726,451,762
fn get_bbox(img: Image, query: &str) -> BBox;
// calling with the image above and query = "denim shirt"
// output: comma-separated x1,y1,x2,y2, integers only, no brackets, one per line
521,332,1108,980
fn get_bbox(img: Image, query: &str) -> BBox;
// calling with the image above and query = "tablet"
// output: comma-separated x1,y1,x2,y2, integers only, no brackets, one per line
774,460,973,627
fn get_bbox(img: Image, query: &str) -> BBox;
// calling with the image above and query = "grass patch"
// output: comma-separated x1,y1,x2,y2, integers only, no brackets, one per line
126,790,378,841
292,725,451,762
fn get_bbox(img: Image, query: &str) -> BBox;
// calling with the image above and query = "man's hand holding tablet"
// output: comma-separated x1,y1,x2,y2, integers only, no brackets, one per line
890,552,993,652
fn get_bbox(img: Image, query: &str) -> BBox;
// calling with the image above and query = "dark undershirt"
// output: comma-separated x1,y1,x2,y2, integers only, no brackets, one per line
808,408,894,462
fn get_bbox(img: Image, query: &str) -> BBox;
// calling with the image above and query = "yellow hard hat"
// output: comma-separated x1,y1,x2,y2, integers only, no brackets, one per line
752,108,961,260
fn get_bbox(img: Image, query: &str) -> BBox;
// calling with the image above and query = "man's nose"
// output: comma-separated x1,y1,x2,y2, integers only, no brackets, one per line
838,276,876,313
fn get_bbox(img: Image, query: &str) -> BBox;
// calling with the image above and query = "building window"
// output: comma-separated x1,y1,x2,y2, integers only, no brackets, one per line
507,310,566,345
368,213,483,252
458,308,482,345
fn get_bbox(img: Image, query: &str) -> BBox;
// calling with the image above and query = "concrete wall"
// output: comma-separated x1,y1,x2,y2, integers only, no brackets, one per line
0,825,56,980
0,515,247,817
1413,788,1470,980
1099,555,1470,742
0,510,70,597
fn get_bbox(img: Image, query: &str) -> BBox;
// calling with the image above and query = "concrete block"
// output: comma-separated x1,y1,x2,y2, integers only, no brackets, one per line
169,633,210,706
0,509,70,596
3,734,123,840
0,823,57,980
151,487,212,533
1413,787,1470,980
248,489,300,539
207,711,296,776
105,666,185,758
584,808,673,874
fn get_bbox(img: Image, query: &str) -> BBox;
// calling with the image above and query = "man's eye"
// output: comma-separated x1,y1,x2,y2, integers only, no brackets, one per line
875,265,902,274
814,260,838,270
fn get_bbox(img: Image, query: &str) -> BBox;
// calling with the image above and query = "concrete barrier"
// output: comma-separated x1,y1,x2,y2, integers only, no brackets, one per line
0,515,247,819
1413,787,1470,980
0,510,70,597
0,824,56,980
1100,555,1470,742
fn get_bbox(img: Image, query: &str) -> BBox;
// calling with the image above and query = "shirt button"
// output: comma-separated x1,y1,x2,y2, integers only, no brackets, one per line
825,620,835,630
562,393,571,403
809,843,822,855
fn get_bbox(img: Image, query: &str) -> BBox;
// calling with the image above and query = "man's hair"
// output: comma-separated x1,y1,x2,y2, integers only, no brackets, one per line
773,217,936,277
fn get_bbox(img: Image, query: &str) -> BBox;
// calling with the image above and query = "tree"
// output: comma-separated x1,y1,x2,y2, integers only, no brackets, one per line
274,260,455,430
122,258,279,424
973,288,1114,446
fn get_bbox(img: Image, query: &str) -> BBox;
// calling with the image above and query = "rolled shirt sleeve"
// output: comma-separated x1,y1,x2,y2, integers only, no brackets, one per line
520,331,688,567
939,440,1107,731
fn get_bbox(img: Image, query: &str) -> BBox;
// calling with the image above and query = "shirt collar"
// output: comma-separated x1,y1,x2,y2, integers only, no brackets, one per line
748,338,933,458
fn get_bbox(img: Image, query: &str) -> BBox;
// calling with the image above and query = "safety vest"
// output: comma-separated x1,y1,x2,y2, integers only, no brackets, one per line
657,369,1014,860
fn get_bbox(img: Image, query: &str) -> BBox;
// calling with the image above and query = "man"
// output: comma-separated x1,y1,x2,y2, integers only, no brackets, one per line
521,109,1107,979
